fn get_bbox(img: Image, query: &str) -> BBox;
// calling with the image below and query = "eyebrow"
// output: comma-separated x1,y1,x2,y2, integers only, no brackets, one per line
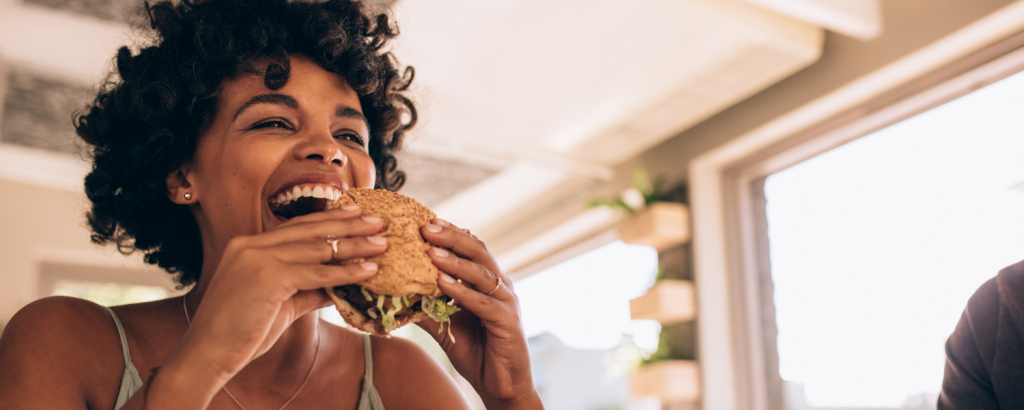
336,106,369,130
233,94,298,120
232,93,370,132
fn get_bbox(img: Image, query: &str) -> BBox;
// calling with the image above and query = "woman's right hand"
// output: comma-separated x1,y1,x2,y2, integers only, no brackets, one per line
152,205,386,406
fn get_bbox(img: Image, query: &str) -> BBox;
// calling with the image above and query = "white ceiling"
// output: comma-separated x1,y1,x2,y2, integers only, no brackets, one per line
0,0,885,274
395,0,823,166
396,0,834,271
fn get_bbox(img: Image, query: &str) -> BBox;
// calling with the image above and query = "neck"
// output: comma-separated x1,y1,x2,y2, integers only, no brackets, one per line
183,287,323,394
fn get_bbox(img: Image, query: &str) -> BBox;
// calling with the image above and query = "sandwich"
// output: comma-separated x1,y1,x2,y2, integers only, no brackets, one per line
323,188,460,339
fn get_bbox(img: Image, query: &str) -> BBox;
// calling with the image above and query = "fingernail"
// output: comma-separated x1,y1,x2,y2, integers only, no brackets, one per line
438,273,454,283
425,224,442,233
361,262,378,272
435,219,450,226
432,247,449,257
342,204,359,211
362,215,381,223
367,236,386,245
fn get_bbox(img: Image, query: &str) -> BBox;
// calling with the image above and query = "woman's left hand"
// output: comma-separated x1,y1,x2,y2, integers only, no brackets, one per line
418,219,544,410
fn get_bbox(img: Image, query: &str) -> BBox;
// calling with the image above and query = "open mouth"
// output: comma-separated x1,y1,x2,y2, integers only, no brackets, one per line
268,184,343,221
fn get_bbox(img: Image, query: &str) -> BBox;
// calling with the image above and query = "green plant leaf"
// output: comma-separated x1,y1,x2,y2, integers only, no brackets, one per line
587,197,635,213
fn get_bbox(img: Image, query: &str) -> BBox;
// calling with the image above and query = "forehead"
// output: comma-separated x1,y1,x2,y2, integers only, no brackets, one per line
217,56,361,112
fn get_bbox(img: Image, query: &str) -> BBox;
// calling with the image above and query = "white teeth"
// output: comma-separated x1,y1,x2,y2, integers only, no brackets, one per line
273,184,338,206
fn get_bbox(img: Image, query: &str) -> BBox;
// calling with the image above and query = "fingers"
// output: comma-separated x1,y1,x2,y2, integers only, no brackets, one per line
271,237,387,264
254,214,384,248
274,204,361,227
287,262,379,291
428,247,509,301
290,289,335,316
435,272,515,324
421,219,500,274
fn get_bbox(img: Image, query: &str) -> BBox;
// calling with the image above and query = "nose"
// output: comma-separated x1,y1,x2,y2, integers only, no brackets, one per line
294,129,347,166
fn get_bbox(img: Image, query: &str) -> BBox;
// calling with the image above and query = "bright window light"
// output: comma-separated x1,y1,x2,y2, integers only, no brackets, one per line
765,70,1024,407
516,240,658,350
51,280,169,306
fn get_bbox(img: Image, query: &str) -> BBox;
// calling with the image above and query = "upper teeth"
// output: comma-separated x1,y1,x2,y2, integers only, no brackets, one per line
271,184,340,206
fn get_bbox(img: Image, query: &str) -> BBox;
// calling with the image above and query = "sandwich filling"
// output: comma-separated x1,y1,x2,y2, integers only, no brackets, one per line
334,284,461,341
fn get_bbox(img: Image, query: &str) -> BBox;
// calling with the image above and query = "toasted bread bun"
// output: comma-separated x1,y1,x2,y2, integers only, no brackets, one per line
325,188,445,335
328,188,443,297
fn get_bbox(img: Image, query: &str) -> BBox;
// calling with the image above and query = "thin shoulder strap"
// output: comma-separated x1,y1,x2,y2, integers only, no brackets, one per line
104,307,144,410
358,333,386,410
362,333,374,380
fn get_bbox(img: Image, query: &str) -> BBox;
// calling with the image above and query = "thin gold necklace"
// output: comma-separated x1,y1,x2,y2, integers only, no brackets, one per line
183,294,321,410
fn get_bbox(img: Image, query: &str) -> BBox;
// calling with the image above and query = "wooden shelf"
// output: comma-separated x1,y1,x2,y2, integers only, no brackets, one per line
631,360,701,403
630,279,695,324
619,202,690,252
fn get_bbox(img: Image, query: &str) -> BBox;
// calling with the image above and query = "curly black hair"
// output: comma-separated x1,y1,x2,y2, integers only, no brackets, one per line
75,0,416,287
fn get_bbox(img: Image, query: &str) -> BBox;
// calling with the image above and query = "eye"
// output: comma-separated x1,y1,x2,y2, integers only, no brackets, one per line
251,119,292,130
336,132,366,147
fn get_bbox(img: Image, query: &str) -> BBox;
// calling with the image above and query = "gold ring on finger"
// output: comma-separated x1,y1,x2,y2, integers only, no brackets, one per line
487,277,503,295
325,235,340,260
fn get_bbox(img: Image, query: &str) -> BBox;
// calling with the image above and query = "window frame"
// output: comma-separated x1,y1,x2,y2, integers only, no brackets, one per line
30,247,182,300
688,7,1024,410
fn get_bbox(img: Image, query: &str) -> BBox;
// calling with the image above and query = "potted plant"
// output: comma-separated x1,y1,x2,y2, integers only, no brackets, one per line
631,358,701,403
589,168,689,252
629,268,700,404
630,275,695,324
591,169,699,403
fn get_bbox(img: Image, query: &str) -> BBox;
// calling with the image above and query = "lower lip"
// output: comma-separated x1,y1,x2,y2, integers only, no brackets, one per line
265,206,288,230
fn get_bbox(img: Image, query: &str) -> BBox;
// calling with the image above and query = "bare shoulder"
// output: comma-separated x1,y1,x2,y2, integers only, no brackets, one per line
0,296,124,409
0,296,120,361
370,334,471,409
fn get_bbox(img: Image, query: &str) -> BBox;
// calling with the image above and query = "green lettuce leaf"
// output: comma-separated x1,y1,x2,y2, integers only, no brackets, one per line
423,295,460,343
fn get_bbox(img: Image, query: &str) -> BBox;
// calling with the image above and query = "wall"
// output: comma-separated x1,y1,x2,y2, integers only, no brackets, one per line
0,179,170,323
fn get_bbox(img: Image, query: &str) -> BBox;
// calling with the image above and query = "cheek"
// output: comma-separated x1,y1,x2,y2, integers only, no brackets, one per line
200,139,284,204
353,152,376,188
236,140,288,190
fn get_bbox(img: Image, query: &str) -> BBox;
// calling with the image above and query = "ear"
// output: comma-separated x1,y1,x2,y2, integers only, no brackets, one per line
167,164,198,205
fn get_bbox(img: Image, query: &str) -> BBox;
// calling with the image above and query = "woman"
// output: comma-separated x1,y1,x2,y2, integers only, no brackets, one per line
0,0,543,409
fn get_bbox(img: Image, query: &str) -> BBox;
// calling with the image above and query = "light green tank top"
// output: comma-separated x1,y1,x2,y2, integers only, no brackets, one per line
104,308,384,409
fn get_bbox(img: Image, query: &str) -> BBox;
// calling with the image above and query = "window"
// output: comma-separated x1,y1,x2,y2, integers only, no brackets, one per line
515,241,658,409
51,280,168,306
766,69,1024,409
688,21,1024,410
37,260,182,306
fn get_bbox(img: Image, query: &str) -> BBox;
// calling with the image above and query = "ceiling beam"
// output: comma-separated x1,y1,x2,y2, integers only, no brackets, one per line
0,3,129,85
743,0,883,41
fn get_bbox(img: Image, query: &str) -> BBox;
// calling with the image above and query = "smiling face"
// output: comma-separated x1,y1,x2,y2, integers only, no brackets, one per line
175,55,375,264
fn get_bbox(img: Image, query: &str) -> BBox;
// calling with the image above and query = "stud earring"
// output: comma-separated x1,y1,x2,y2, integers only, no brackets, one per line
183,192,192,201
